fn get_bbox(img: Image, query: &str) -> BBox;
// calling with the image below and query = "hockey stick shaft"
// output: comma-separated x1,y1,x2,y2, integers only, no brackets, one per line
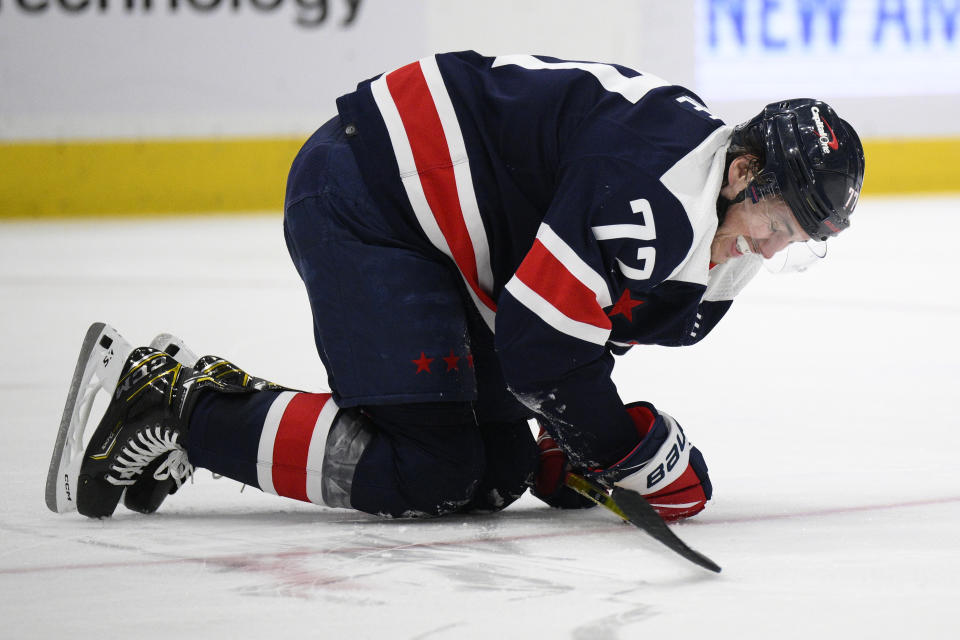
564,472,722,573
564,472,629,520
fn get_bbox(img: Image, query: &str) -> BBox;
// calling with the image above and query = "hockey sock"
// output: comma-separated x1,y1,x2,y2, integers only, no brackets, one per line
187,390,339,504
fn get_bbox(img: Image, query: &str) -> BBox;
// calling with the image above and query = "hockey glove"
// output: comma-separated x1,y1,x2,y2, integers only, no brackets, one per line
602,401,713,522
531,425,596,509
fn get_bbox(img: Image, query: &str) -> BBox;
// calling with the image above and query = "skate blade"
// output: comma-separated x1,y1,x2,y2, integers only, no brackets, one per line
45,323,133,514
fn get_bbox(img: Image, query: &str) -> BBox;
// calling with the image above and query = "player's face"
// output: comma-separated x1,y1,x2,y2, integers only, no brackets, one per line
711,195,811,265
712,155,812,266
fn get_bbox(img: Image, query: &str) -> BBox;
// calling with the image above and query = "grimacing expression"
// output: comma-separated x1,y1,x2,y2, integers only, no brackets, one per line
711,194,812,265
711,155,812,266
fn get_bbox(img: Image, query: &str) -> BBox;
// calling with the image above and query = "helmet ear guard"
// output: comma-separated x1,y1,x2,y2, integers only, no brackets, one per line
745,171,781,203
733,99,865,241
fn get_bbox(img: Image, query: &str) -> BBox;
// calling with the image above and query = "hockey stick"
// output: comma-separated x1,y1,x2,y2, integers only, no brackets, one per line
564,472,721,573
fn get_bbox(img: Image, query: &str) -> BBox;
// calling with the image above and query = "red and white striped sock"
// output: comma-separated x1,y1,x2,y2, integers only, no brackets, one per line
255,391,340,505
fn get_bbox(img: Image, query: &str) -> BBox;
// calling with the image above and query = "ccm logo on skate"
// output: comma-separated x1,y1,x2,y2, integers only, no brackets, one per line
113,356,168,400
63,473,73,502
646,425,687,489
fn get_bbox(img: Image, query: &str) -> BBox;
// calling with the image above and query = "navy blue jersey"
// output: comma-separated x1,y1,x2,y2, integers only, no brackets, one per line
322,51,761,466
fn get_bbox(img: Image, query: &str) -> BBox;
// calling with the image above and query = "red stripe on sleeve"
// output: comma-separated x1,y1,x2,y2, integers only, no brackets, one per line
515,240,611,330
272,393,331,502
385,62,497,312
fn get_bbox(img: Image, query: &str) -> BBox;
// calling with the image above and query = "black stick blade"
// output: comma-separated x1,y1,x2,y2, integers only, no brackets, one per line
610,486,722,573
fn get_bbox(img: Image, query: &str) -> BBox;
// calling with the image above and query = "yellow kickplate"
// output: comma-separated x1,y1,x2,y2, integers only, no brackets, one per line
0,136,306,218
861,137,960,195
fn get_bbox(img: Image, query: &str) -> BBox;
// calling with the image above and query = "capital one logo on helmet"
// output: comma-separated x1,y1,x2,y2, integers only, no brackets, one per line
811,106,838,154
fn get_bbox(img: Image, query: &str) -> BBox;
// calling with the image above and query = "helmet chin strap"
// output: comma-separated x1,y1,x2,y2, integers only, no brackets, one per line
716,187,748,226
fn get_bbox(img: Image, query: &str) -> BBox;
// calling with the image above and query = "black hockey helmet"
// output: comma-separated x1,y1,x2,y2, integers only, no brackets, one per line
732,99,865,241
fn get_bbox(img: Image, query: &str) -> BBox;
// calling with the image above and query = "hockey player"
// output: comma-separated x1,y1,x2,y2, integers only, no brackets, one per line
47,52,864,522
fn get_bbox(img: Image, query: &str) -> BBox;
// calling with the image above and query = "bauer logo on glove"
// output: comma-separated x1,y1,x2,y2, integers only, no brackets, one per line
635,411,688,490
606,402,713,522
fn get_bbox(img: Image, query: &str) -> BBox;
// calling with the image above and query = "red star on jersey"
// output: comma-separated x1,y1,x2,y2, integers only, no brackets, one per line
412,352,434,374
443,350,460,371
607,289,644,322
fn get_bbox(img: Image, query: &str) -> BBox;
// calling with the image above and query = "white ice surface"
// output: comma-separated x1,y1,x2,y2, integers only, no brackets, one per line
1,197,958,639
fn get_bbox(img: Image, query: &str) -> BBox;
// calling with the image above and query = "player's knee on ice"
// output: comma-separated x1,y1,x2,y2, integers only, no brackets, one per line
350,404,537,517
350,402,485,517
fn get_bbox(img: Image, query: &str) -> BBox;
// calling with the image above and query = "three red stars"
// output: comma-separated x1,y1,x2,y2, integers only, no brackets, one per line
607,289,643,322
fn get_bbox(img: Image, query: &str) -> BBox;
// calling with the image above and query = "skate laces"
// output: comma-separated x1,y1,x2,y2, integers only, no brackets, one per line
153,448,193,487
107,426,194,488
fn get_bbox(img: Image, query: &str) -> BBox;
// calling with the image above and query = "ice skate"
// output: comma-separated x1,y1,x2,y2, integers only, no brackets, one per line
76,342,240,518
44,322,243,518
120,334,289,514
